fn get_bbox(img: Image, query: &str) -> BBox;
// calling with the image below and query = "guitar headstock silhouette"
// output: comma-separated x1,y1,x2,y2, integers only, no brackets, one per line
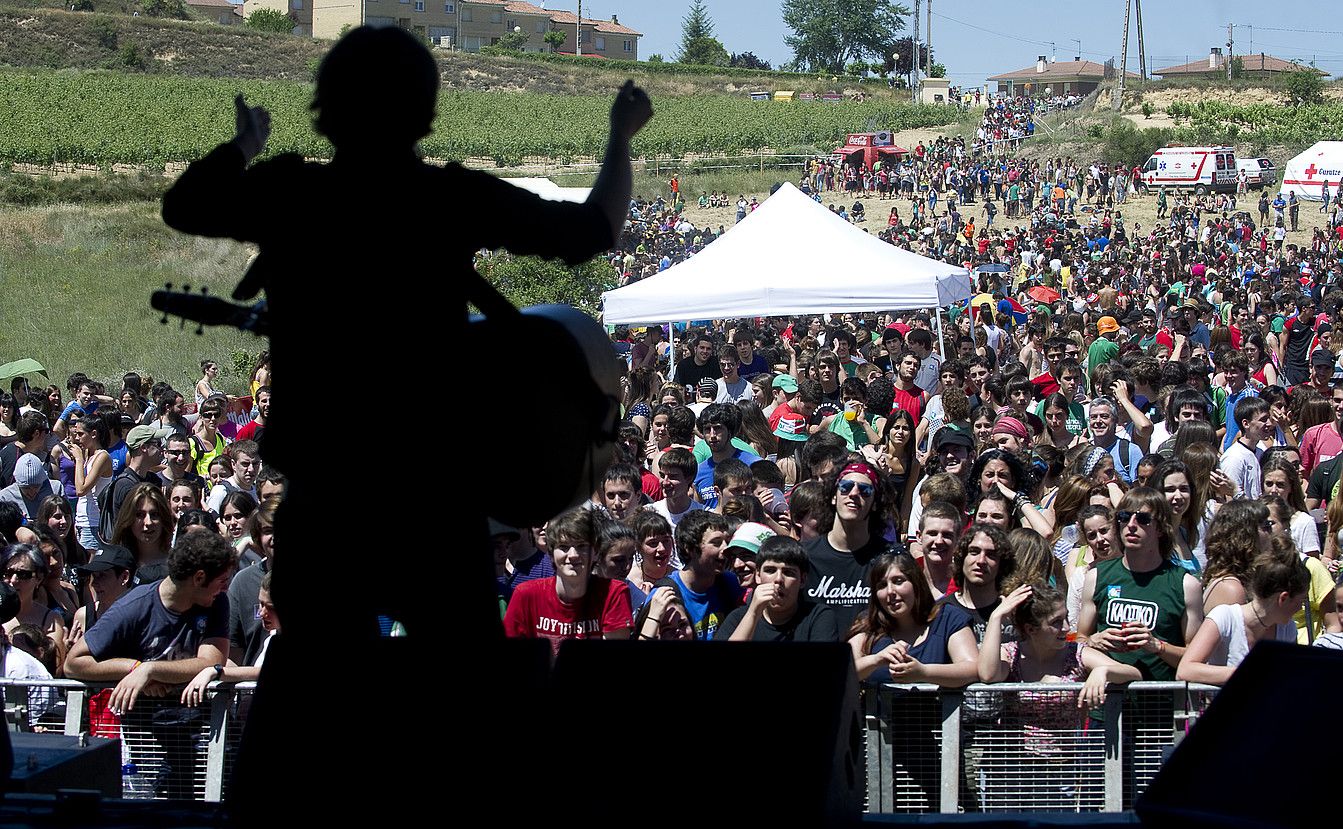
151,283,271,338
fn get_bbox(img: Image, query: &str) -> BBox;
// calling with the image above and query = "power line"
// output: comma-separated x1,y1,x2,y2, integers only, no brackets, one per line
1247,25,1343,36
931,10,1108,56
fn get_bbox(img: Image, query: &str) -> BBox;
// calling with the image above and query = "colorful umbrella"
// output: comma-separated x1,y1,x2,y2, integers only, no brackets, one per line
1027,285,1061,304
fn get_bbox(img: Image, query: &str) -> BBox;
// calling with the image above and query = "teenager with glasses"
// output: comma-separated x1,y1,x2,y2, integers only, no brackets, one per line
189,400,229,478
2,543,68,667
803,461,897,635
1077,488,1203,681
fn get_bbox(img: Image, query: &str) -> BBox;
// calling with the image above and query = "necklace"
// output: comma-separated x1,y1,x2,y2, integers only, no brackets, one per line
1250,601,1271,630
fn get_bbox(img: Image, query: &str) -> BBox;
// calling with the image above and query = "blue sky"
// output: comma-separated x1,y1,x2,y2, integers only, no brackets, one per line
565,1,1340,84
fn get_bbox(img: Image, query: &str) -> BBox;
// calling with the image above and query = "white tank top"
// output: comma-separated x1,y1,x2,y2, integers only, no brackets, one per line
75,456,111,530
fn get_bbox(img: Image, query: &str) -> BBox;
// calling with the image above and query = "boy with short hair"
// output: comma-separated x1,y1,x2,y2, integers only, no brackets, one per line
716,535,839,642
646,510,740,640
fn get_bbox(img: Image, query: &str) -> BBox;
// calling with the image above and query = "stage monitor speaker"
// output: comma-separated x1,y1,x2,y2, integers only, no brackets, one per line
551,640,862,827
1137,640,1343,828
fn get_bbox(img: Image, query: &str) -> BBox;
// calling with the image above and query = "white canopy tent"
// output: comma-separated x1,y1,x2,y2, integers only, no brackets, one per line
501,176,592,203
1281,141,1343,203
602,183,972,325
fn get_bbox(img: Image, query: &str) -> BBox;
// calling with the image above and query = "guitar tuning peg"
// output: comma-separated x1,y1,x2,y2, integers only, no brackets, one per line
201,286,209,295
160,315,169,325
182,284,191,293
195,325,205,336
165,282,174,290
179,319,186,330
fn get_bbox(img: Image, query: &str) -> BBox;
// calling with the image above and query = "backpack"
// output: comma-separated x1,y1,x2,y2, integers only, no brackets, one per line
96,467,139,544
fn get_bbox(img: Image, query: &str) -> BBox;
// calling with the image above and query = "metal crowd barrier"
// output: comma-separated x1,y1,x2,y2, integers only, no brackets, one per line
2,678,255,802
863,681,1219,814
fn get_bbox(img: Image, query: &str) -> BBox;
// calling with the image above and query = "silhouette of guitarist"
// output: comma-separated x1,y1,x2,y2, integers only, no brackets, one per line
162,26,651,819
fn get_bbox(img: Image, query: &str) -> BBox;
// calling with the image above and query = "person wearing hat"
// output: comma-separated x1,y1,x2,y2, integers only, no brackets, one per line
765,374,800,431
104,425,173,538
1088,316,1121,372
0,453,61,525
723,521,775,600
717,535,839,642
1299,348,1339,399
69,544,136,644
687,376,719,418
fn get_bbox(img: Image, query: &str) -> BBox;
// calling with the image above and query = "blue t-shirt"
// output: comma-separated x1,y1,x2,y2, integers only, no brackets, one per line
652,570,741,641
107,440,128,475
82,580,229,663
58,400,98,423
694,448,764,509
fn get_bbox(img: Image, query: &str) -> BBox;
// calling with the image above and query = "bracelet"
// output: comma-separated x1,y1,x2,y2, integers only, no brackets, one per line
637,633,656,641
131,660,142,672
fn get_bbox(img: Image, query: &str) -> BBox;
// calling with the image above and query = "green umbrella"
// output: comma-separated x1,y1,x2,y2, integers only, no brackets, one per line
0,358,47,384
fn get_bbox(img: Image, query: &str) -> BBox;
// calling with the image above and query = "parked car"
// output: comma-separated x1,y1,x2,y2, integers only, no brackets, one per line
1237,157,1277,188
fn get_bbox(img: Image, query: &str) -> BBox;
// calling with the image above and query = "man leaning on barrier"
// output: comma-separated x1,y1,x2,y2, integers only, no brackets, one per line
64,531,234,798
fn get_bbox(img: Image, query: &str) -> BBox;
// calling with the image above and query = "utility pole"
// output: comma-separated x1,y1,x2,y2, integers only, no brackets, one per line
1114,0,1130,110
911,0,920,104
576,0,581,57
1073,39,1081,60
1227,21,1234,81
1135,0,1146,82
926,0,931,60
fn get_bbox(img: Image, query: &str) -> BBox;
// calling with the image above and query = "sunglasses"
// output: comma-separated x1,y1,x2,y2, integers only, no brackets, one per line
1116,510,1153,526
200,412,221,420
3,569,37,581
837,480,875,498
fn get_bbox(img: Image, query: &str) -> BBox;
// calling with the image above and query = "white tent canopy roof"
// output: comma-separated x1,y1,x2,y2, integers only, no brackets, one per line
602,183,972,325
1281,141,1343,202
501,176,592,203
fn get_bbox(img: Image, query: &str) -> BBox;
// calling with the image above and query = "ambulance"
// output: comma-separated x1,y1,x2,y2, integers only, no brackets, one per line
1138,146,1238,194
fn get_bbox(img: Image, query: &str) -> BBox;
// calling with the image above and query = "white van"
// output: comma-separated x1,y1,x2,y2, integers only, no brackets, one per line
1140,146,1237,194
1236,157,1277,188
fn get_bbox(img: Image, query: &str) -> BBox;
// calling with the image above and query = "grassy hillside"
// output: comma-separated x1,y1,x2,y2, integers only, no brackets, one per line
0,5,899,96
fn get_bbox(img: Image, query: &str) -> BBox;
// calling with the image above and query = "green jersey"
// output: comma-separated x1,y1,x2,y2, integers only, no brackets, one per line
1092,556,1188,680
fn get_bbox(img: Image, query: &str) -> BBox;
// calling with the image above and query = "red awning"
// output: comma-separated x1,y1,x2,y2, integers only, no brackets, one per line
876,146,908,155
833,146,864,155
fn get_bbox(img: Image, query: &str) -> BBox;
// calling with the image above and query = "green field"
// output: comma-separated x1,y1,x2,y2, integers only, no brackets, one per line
1164,100,1343,145
0,202,262,396
0,68,960,165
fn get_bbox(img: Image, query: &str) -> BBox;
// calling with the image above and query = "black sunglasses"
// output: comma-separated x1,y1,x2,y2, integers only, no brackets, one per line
837,480,875,498
1116,510,1153,526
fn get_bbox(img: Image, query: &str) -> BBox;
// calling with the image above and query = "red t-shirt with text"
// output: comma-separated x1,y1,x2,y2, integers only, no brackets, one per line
503,577,632,652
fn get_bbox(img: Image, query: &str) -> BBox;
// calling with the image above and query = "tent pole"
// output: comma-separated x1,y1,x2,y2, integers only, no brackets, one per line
935,306,946,360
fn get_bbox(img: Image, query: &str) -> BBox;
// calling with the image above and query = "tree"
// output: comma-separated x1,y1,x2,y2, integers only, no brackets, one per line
927,61,946,78
246,7,294,33
782,0,909,74
680,36,729,67
141,0,187,18
886,36,928,76
496,28,530,51
1285,69,1324,106
542,30,566,52
846,61,869,77
678,0,716,60
646,54,665,63
730,51,772,71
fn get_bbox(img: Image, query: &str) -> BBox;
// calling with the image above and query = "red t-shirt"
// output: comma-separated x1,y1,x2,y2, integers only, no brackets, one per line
640,469,664,502
503,577,632,652
768,400,797,432
891,384,925,422
1029,372,1060,399
234,419,262,443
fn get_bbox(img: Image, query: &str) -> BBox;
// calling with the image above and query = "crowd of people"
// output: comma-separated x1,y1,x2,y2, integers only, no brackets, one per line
494,93,1343,800
0,358,278,793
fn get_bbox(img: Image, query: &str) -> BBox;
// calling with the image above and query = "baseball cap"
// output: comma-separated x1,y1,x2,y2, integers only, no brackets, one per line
1097,316,1120,335
77,544,136,574
933,428,975,451
771,375,799,393
773,412,808,442
487,519,521,542
13,454,48,488
1311,349,1336,367
697,378,718,397
126,425,175,450
727,522,775,556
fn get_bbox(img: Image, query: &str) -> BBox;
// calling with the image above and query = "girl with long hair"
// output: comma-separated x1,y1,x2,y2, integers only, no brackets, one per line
110,483,174,579
848,551,979,688
1151,460,1202,574
1202,500,1272,615
1037,393,1084,450
68,415,113,555
1260,457,1320,557
623,366,657,435
878,408,920,533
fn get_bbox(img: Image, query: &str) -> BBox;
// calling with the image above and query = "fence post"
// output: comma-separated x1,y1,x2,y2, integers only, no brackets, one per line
204,687,232,802
864,689,889,813
939,691,961,814
1103,687,1124,812
64,688,86,737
